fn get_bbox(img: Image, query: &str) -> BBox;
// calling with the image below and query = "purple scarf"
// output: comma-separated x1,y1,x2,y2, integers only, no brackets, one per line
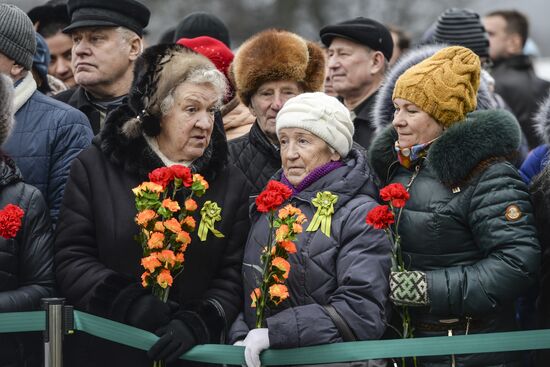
280,160,344,196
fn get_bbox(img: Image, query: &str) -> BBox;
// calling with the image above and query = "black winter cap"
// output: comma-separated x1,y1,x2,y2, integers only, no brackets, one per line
63,0,150,36
432,8,490,59
28,0,69,26
320,17,393,61
173,12,230,48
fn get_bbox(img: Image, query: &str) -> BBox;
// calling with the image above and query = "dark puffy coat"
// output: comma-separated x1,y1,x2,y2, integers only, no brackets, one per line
54,104,251,367
3,90,93,223
351,90,378,149
491,55,550,149
229,149,392,348
369,110,540,367
0,156,55,367
228,122,281,195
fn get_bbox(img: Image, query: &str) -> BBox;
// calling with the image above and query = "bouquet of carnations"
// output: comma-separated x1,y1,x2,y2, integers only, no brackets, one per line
366,183,416,366
133,164,223,301
250,180,307,328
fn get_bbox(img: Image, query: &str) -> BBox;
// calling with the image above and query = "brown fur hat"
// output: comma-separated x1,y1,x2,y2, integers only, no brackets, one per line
122,43,220,138
232,29,326,106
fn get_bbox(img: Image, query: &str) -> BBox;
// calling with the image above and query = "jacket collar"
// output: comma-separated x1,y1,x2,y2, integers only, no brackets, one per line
534,92,550,145
249,122,281,162
369,109,522,187
0,156,23,188
14,73,37,112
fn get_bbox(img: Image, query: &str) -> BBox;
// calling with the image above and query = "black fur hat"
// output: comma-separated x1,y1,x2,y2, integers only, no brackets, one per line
121,43,218,138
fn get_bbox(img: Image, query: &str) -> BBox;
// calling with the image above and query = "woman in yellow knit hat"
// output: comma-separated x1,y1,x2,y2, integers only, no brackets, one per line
369,46,540,366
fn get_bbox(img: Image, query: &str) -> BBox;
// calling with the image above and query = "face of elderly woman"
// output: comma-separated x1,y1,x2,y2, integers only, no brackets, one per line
249,80,303,144
392,98,444,148
158,82,220,162
279,128,340,186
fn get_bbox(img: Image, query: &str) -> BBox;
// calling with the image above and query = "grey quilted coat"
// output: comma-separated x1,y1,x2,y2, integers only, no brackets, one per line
229,148,392,348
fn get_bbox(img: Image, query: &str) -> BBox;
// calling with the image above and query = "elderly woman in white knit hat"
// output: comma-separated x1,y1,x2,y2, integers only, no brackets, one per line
229,92,392,367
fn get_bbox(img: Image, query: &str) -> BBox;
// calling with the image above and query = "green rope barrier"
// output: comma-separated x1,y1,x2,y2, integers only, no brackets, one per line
1,310,550,365
0,311,45,332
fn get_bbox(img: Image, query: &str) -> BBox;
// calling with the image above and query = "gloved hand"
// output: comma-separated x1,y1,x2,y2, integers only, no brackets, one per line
389,270,429,306
148,319,197,363
125,294,178,332
241,328,270,367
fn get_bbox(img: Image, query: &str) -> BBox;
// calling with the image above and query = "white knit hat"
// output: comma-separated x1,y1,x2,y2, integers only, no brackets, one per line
276,92,354,157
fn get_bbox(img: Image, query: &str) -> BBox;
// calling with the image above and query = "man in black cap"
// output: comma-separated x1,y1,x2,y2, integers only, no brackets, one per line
320,17,393,149
55,0,150,134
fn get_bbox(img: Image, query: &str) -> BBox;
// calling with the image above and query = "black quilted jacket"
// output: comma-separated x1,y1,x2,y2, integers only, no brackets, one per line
228,122,281,195
0,156,55,367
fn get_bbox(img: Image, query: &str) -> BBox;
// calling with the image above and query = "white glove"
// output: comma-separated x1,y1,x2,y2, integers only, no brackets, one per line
242,328,270,367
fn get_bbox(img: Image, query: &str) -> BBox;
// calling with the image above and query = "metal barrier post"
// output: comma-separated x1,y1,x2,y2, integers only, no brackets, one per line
42,298,65,367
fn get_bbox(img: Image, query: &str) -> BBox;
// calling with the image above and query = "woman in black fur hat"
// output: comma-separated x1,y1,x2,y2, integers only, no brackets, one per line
54,43,252,366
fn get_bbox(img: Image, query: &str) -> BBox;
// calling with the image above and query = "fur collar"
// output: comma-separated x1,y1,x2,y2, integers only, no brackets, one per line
14,73,37,112
371,43,495,134
97,104,228,180
369,109,521,186
534,91,550,145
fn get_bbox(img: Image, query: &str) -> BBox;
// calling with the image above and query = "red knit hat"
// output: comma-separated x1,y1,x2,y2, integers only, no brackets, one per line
176,36,233,81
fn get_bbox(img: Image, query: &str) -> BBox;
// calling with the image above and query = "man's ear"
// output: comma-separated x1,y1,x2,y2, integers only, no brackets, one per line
506,33,524,55
10,63,26,81
370,51,386,75
129,36,144,61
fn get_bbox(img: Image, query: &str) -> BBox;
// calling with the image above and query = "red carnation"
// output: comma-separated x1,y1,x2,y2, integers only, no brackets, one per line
0,204,24,239
148,167,175,189
365,205,395,230
380,183,410,208
256,180,292,213
170,165,193,187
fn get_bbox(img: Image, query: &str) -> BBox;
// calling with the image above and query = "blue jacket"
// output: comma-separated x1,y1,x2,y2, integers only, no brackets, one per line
229,149,392,348
3,88,92,223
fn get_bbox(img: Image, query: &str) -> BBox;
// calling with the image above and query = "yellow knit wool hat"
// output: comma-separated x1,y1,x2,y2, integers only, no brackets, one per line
392,45,480,127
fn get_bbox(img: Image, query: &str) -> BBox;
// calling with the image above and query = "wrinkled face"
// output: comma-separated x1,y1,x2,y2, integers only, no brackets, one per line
392,98,443,148
249,80,303,143
46,31,75,87
327,37,376,97
483,15,512,60
158,82,220,162
279,128,340,186
70,27,134,94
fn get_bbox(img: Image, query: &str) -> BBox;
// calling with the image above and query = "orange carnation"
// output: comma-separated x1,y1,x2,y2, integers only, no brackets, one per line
176,230,191,246
147,232,165,249
250,288,261,308
156,269,173,289
292,222,303,234
185,199,198,212
157,249,177,268
279,240,297,254
164,218,182,233
141,271,151,288
154,221,165,232
162,199,180,212
269,284,289,305
175,252,184,264
278,204,301,219
272,257,290,279
181,216,196,231
193,173,209,190
275,224,289,242
141,255,161,273
132,181,163,196
296,213,307,224
135,209,157,226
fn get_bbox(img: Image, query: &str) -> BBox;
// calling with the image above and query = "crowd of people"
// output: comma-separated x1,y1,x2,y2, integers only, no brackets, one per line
0,0,549,366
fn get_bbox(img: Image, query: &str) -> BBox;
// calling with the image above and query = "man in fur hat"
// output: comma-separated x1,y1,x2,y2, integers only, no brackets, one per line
54,0,150,134
228,29,326,195
320,17,393,149
0,4,92,224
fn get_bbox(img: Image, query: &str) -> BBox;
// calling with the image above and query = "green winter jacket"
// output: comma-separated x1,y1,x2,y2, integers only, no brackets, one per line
369,109,540,367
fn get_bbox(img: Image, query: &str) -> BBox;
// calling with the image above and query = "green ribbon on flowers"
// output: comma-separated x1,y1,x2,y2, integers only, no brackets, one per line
198,201,224,241
306,191,338,237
